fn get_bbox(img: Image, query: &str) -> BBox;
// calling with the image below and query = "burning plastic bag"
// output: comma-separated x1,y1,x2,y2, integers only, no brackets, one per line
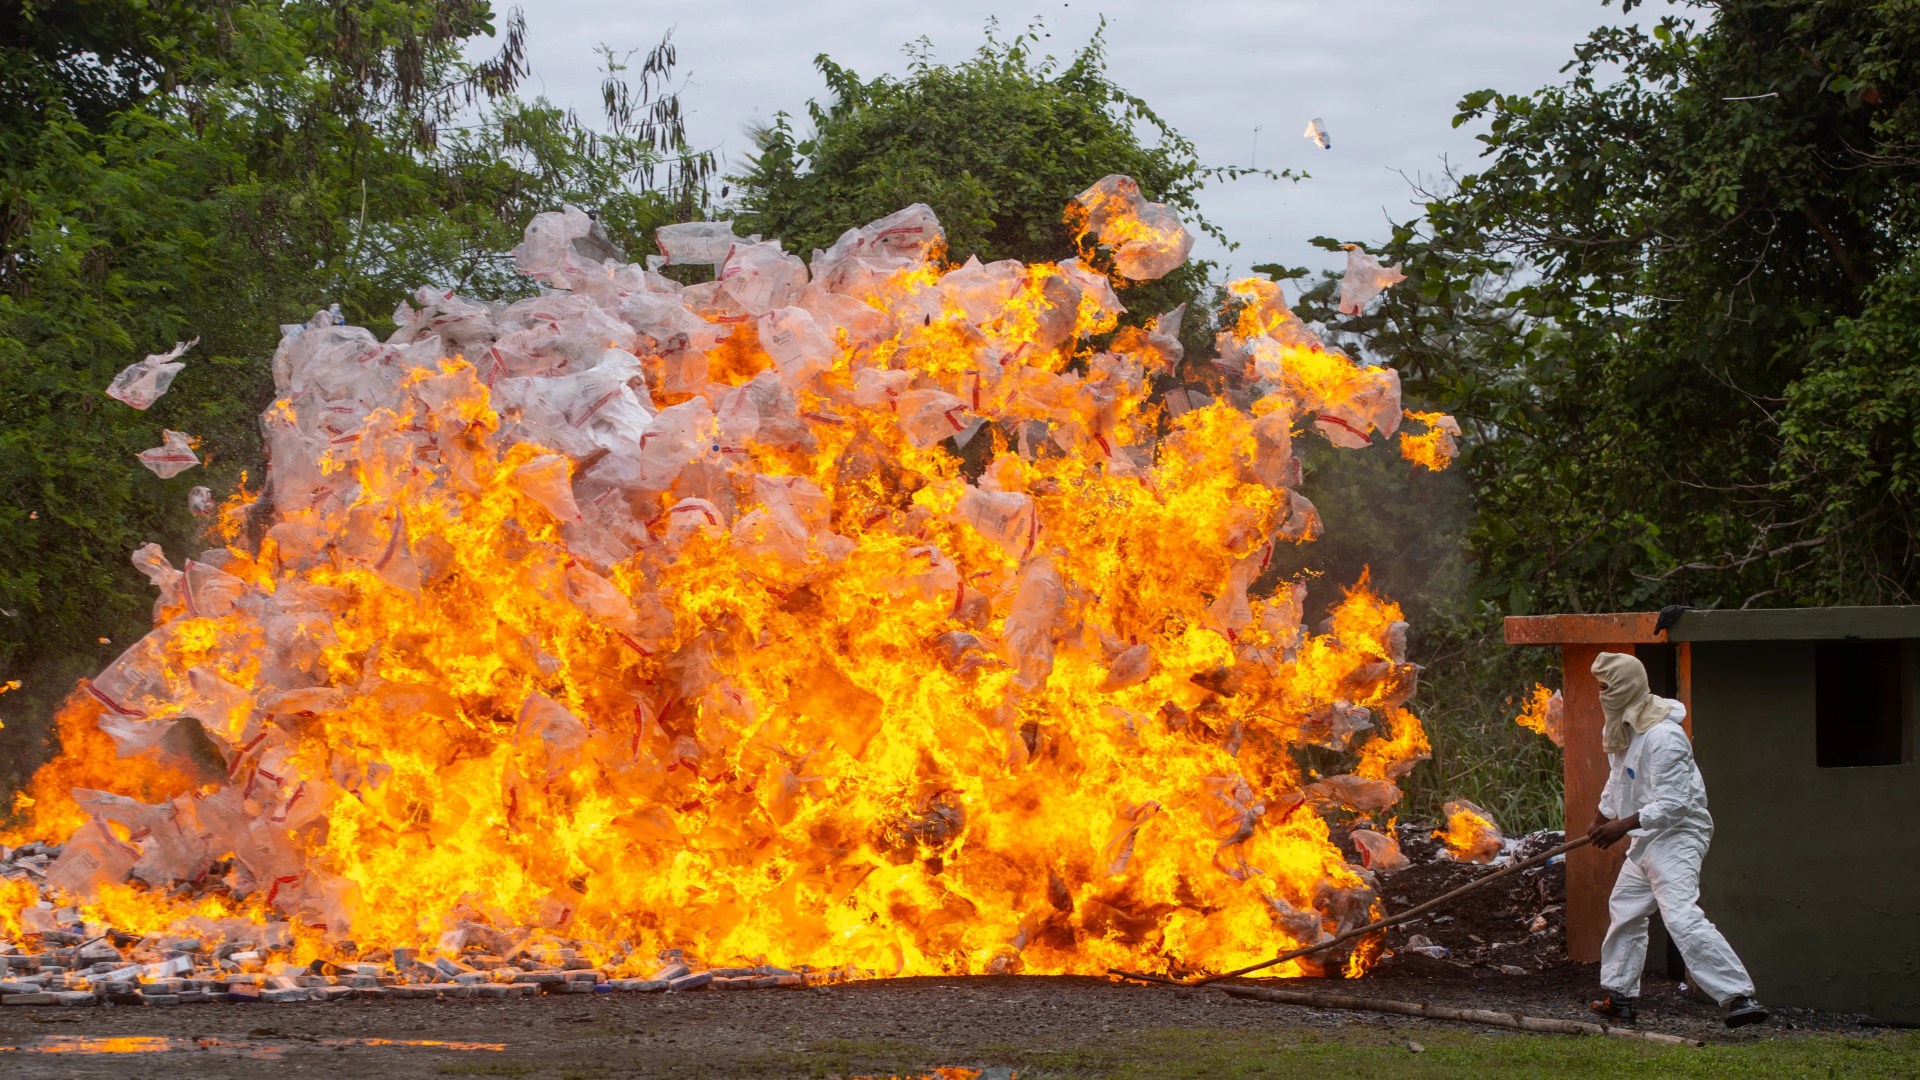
954,485,1037,560
516,692,590,781
1348,828,1408,872
941,257,1026,324
1002,556,1067,692
1435,799,1503,864
513,454,584,524
1400,410,1463,472
136,429,200,478
732,474,841,570
1069,174,1195,281
1305,774,1402,813
1513,684,1565,747
106,338,196,409
43,818,140,900
897,389,980,449
757,306,836,387
1098,643,1154,692
183,557,248,619
1337,246,1406,315
87,631,175,719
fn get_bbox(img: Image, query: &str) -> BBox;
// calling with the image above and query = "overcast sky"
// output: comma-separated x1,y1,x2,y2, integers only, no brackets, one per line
493,0,1670,281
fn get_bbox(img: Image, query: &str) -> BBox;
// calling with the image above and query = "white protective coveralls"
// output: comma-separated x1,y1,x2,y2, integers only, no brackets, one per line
1596,691,1756,1004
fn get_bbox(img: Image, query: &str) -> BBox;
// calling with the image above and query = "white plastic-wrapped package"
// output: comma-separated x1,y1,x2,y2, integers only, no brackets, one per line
106,338,196,409
515,206,598,284
1349,828,1408,872
896,389,978,449
513,454,584,523
757,306,836,387
43,818,141,900
653,220,741,268
940,257,1025,325
1338,246,1407,315
517,692,591,780
136,429,199,478
717,240,808,314
1437,798,1504,864
130,543,183,615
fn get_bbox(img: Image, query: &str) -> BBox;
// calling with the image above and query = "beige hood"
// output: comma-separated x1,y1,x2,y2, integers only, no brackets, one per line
1591,651,1682,754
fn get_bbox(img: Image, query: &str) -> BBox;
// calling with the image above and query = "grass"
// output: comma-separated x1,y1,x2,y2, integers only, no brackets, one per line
761,1027,1920,1080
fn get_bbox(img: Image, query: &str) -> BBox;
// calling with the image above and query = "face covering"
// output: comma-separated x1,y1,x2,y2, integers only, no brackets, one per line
1591,651,1682,754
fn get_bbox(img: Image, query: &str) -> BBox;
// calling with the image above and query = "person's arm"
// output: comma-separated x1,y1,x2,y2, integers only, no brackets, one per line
1592,812,1640,849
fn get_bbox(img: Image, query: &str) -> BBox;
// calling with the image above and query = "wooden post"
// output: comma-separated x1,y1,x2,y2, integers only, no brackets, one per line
1676,641,1693,737
1504,613,1664,963
1559,641,1629,962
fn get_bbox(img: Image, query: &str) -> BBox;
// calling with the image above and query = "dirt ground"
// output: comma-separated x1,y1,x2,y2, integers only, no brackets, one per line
1,829,1886,1078
0,968,1876,1079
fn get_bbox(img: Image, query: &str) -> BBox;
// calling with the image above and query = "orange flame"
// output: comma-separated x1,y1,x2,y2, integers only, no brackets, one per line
4,190,1455,980
1513,683,1565,747
1398,410,1461,472
1433,800,1502,864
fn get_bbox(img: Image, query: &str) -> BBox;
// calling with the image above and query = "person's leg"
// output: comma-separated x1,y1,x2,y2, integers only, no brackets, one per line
1643,833,1756,1004
1598,853,1658,998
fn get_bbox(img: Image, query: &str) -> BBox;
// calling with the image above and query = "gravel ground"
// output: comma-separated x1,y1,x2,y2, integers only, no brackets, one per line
0,967,1875,1079
0,827,1880,1077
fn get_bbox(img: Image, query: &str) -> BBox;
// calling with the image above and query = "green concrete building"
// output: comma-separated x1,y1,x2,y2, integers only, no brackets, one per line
1506,606,1918,1023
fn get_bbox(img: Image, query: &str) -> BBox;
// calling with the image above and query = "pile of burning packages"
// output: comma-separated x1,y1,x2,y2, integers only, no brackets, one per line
2,175,1457,998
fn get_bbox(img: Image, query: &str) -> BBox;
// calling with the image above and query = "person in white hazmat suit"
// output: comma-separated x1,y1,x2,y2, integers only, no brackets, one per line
1585,651,1769,1028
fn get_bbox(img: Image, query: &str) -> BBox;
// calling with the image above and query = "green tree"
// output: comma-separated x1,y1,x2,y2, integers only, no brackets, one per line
1299,0,1919,616
0,0,711,794
730,21,1269,331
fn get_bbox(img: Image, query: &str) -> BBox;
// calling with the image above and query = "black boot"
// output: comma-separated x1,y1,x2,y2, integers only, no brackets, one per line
1724,995,1770,1028
1589,993,1637,1022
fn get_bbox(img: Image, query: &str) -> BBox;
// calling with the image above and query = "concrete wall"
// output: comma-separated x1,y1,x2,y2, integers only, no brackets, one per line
1689,640,1920,1022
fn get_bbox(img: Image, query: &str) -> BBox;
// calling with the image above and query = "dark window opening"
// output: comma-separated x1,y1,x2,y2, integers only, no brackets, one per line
1815,641,1914,768
1635,643,1679,699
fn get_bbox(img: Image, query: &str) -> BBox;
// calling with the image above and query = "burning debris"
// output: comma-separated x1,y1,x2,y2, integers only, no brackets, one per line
1398,410,1461,472
1514,683,1565,747
3,181,1459,992
1434,800,1504,865
1067,175,1195,282
1363,824,1569,975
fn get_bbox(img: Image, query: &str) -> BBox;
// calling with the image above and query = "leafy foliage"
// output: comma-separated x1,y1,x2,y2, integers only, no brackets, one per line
1284,0,1920,617
730,21,1273,332
0,0,710,791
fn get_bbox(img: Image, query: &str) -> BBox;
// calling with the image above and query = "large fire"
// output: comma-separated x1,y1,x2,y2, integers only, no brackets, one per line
3,182,1447,982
